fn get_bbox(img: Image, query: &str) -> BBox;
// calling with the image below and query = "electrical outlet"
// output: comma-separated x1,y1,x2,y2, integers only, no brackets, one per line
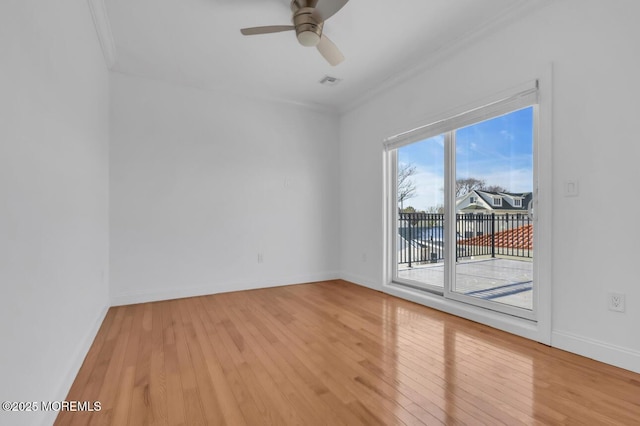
608,293,625,313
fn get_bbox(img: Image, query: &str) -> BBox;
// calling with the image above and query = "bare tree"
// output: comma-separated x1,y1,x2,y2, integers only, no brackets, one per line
455,178,508,197
455,177,485,197
425,204,444,214
398,163,417,210
484,184,508,193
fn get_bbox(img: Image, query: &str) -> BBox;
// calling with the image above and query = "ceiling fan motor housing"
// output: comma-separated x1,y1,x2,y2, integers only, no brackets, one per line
291,2,323,47
239,0,345,65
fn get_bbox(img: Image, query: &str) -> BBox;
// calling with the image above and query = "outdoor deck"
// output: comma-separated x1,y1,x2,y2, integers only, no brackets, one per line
398,257,533,310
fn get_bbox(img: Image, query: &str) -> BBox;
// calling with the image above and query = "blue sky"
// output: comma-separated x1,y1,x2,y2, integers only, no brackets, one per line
398,107,533,211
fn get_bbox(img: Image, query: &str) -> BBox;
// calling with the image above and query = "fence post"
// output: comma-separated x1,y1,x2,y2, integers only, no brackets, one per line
491,213,496,258
408,219,412,268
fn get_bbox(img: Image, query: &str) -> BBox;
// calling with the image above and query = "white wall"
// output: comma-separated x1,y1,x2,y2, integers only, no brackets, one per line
109,73,340,304
339,0,640,373
0,1,110,425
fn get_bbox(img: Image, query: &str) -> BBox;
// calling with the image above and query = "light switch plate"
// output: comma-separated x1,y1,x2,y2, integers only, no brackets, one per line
565,180,579,197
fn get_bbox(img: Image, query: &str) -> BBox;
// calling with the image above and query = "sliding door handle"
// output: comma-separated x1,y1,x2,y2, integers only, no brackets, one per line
527,199,534,221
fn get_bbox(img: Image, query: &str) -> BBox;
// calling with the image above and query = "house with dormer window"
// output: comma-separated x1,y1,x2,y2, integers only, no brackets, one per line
457,190,532,215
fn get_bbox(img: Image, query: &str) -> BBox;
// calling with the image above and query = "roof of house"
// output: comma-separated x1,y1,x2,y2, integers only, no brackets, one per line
459,224,533,250
459,190,532,212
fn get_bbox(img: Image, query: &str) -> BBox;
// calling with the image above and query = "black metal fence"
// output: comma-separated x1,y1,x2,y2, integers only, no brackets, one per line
398,212,532,267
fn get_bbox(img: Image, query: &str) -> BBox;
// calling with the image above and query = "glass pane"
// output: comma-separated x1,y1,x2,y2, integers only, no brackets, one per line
396,135,446,289
453,107,534,310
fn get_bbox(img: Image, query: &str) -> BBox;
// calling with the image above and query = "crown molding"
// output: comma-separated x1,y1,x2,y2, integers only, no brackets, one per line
87,0,117,69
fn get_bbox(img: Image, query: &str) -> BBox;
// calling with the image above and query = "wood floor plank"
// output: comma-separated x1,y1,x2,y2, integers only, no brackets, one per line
239,292,360,409
183,298,247,426
147,301,168,426
203,295,290,425
191,297,264,425
176,298,225,425
93,307,134,417
217,297,332,421
58,280,640,425
236,306,369,426
218,295,331,425
111,303,145,426
129,303,153,426
161,301,187,426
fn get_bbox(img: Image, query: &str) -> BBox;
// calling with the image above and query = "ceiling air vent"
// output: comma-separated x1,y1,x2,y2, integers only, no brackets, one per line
319,75,342,86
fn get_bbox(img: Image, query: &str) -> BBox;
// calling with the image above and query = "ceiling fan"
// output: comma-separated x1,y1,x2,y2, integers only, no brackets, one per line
240,0,349,66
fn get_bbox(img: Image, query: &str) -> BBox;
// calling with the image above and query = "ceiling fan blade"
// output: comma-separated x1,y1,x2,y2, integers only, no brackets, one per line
240,25,295,35
316,34,344,66
312,0,349,21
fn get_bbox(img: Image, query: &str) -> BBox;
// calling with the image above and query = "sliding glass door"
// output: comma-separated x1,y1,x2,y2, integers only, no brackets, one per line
389,89,538,319
448,107,535,317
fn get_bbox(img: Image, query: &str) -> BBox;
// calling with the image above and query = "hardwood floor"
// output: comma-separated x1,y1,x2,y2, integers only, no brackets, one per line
56,280,640,425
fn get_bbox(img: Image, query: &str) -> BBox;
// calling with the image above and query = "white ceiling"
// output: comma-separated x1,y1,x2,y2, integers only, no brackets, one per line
99,0,548,110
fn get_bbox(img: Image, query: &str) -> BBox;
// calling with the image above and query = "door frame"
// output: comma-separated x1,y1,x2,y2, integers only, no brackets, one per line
383,67,553,344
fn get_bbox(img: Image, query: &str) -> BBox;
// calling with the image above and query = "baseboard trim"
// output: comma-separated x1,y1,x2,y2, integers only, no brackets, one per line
552,330,640,374
110,271,340,306
43,304,109,426
339,272,381,292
